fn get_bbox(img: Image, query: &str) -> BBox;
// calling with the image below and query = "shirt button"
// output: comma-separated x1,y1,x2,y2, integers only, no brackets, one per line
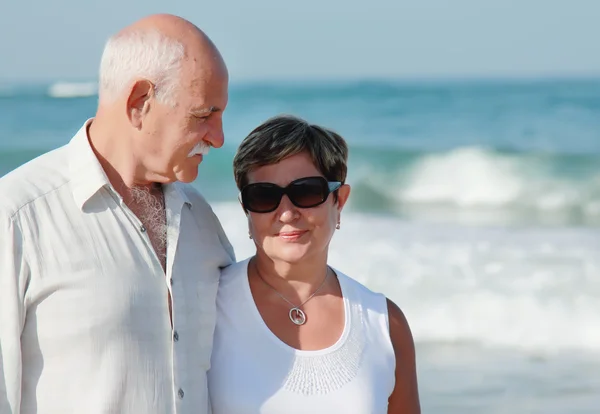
140,225,146,232
173,331,179,342
178,388,184,399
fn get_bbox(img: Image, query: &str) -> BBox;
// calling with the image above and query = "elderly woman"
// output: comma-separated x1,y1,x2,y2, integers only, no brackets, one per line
208,115,420,413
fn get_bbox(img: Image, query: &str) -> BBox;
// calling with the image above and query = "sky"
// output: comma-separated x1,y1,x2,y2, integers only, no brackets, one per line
1,0,599,83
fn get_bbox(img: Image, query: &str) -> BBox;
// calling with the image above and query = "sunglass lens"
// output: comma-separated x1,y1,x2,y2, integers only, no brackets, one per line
289,178,327,208
243,184,281,212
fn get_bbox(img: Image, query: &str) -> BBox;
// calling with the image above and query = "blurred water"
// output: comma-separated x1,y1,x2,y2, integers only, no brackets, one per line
2,78,600,412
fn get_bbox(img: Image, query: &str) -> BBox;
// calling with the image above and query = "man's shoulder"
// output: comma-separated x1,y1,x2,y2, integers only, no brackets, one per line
0,146,71,217
176,182,212,210
176,183,221,223
175,182,236,261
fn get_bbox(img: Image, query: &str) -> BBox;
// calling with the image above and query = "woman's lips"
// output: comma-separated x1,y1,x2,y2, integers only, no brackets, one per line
276,230,308,241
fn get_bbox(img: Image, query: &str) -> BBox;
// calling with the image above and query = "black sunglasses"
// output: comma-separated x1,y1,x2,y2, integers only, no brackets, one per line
240,176,342,213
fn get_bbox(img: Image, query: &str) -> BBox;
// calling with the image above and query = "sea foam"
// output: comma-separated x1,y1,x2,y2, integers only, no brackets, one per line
213,201,600,355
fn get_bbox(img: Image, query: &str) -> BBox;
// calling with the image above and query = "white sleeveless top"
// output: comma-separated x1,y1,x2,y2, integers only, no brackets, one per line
208,258,396,414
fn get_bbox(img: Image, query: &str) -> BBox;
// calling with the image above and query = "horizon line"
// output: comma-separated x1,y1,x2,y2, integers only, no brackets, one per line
2,71,600,86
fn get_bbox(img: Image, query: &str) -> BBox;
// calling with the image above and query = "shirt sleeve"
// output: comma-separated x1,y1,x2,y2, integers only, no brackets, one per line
211,210,236,265
0,213,28,414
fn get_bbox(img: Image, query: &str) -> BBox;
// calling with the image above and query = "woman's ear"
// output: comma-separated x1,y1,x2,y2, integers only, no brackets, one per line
247,217,254,240
238,193,249,216
336,184,351,213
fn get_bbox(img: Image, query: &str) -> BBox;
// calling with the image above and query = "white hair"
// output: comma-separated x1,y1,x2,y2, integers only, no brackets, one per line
98,29,185,106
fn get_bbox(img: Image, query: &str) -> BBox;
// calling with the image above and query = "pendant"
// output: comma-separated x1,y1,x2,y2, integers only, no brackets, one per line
289,307,307,325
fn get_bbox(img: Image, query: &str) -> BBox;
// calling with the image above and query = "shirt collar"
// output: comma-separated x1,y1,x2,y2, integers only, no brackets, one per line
69,118,112,211
171,182,192,207
69,119,193,211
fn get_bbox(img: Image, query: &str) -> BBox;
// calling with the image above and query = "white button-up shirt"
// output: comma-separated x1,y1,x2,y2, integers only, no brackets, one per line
0,121,235,414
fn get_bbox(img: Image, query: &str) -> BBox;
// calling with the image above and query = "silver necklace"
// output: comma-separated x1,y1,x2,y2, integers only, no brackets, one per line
254,261,329,326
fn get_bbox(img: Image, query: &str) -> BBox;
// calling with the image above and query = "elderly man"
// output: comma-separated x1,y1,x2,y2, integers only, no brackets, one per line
0,14,235,414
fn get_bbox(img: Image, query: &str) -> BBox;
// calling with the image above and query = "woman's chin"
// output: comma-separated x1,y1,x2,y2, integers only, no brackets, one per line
267,246,312,264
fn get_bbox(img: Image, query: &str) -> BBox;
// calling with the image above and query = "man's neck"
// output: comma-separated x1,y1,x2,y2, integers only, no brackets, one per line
87,115,155,198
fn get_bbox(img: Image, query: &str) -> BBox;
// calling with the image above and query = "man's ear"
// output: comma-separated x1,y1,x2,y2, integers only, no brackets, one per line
127,79,154,129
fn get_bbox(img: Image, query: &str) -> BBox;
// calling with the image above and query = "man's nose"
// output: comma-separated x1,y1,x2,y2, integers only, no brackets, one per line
206,117,224,148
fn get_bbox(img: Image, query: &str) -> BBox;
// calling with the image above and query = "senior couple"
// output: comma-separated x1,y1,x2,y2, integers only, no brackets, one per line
0,14,420,414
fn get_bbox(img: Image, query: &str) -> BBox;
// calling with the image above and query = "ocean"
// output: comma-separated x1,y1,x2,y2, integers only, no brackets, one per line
1,78,599,413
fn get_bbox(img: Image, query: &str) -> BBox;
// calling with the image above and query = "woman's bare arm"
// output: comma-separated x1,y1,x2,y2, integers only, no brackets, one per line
386,298,421,414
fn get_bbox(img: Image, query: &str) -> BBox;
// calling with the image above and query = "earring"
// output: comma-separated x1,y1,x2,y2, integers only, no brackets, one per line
248,231,252,239
336,222,341,230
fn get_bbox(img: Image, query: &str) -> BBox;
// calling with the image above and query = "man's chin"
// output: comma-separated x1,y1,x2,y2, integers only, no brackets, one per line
175,168,200,184
189,154,204,163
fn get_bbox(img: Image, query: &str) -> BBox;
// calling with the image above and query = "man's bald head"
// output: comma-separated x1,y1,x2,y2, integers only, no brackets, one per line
90,14,229,185
98,14,227,105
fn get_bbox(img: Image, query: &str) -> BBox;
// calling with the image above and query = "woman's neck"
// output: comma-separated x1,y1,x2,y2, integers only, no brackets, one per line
251,252,331,300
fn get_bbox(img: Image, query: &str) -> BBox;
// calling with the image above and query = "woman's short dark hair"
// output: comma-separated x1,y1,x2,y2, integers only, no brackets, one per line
233,114,349,191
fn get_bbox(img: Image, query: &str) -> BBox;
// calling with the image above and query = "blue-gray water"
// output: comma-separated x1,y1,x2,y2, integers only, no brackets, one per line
1,79,599,413
2,79,600,227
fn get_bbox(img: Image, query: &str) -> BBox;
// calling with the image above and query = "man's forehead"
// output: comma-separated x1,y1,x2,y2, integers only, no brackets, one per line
188,68,228,89
181,72,229,99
